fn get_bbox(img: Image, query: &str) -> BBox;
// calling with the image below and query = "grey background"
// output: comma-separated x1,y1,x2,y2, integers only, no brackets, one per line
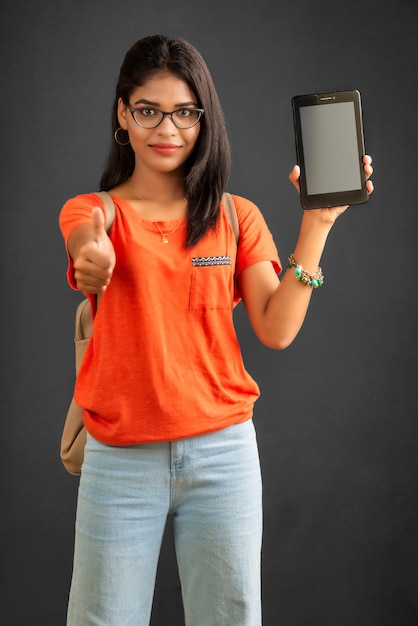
1,0,417,624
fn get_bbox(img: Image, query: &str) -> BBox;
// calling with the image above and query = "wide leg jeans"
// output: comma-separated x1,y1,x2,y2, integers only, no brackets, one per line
67,419,263,626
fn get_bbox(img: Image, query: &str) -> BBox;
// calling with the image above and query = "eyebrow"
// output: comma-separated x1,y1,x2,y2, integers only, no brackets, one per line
133,98,198,107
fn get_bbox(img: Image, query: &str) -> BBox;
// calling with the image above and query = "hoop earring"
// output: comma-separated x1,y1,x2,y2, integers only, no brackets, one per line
114,127,130,146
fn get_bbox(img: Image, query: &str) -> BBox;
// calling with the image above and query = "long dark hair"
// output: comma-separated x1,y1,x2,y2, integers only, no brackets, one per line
100,35,231,248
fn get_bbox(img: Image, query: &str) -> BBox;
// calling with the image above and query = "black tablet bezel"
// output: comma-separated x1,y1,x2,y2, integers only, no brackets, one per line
292,90,368,210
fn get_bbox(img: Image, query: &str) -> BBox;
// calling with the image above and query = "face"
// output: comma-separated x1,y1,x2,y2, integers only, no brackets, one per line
118,72,201,176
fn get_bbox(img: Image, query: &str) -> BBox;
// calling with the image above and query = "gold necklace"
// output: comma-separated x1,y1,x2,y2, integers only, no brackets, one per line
129,180,185,244
153,220,182,244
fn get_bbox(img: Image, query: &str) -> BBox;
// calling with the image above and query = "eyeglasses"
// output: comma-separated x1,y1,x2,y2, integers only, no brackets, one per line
129,107,204,129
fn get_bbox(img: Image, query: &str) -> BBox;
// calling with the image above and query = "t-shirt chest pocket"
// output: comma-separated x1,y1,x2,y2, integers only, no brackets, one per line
189,255,234,311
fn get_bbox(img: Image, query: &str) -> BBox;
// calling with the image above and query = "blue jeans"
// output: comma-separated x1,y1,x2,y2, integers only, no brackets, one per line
67,420,263,626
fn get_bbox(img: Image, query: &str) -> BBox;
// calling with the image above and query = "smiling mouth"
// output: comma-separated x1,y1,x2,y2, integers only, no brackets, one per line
150,143,181,154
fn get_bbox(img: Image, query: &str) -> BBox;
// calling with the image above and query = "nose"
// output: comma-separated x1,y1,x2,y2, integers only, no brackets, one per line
157,113,178,131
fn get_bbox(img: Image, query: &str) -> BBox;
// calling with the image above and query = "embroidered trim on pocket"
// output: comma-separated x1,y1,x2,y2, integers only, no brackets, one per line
192,256,232,267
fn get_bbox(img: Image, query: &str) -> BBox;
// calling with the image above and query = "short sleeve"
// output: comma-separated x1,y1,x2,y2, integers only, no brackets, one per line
233,194,281,277
230,195,281,305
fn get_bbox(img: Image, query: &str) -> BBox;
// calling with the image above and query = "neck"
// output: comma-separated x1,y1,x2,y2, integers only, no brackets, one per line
129,169,186,204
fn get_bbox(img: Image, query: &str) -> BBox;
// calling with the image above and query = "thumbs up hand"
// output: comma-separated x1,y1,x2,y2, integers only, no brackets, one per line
73,207,116,294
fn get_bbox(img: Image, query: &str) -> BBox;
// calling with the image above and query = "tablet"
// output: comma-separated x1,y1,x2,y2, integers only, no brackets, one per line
292,90,368,209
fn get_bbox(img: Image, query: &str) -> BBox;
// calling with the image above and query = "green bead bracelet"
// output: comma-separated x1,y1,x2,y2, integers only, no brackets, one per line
288,254,324,288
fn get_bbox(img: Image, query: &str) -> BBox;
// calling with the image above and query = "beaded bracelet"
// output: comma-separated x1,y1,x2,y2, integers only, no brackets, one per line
287,253,324,288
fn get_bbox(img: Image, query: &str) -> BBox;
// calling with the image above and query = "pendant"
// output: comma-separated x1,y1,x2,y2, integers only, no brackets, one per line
161,235,169,244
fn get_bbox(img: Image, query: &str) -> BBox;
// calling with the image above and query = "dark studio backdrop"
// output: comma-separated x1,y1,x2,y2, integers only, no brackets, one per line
1,1,417,624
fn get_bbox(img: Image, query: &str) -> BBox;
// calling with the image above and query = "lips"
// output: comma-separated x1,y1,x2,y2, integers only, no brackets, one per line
150,143,181,155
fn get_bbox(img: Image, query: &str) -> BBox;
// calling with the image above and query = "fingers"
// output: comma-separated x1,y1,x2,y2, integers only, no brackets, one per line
73,255,114,294
366,179,374,194
363,154,373,178
73,274,109,295
362,155,374,195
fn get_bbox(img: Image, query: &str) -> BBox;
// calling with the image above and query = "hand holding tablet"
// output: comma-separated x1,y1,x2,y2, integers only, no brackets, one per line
292,90,369,210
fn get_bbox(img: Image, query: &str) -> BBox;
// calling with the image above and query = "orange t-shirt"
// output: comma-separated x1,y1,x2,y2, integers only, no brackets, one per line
59,193,281,445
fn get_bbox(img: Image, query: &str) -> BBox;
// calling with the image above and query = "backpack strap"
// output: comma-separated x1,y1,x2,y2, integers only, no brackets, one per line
222,192,240,244
95,191,116,232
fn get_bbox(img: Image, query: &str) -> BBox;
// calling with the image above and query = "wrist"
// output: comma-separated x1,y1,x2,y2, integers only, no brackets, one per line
291,214,330,276
287,253,324,288
296,212,331,258
301,209,335,232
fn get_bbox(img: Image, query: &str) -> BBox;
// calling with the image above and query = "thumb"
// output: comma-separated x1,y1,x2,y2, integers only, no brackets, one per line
92,206,106,246
289,165,301,193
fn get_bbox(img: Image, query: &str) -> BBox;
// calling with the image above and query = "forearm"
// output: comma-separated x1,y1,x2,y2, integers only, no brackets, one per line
262,212,333,348
262,154,374,349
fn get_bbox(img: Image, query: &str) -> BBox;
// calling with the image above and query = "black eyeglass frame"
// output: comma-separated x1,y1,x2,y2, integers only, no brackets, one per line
128,107,204,129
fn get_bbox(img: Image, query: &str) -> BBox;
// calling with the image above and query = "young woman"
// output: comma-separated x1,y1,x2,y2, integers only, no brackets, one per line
60,34,373,626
